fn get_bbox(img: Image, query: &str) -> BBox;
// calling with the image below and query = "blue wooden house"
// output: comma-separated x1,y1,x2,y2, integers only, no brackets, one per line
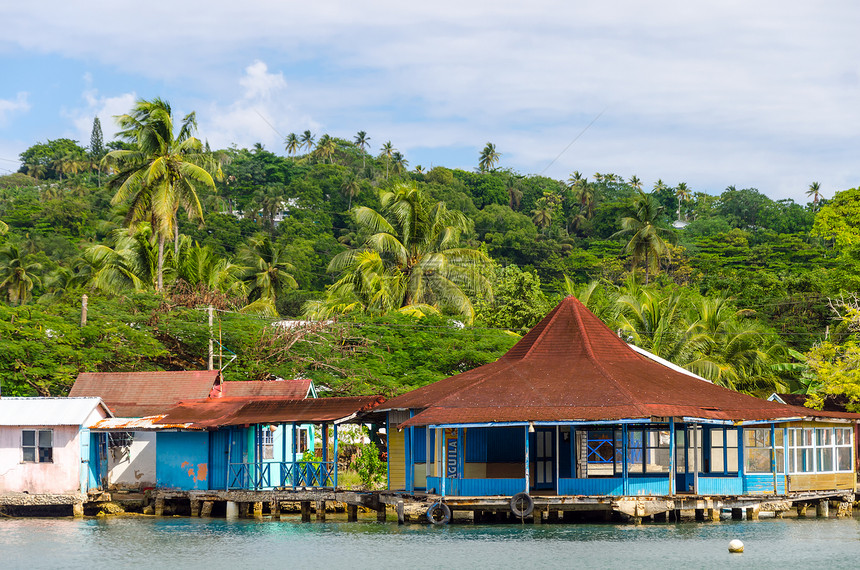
378,296,859,500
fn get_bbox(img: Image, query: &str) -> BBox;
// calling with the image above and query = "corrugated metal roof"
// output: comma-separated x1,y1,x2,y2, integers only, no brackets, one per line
0,397,111,426
389,296,860,428
154,396,386,428
69,370,221,417
222,378,312,399
89,415,197,431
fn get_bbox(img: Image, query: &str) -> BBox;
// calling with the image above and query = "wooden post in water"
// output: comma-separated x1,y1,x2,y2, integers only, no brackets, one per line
816,499,829,518
301,501,311,522
396,501,405,525
201,501,213,518
154,498,165,517
316,501,326,521
746,506,760,520
190,500,201,517
376,505,387,522
347,504,358,522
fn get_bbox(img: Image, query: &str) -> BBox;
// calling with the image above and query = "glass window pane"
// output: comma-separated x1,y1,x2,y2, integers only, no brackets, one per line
818,448,833,472
837,448,851,472
711,448,724,472
39,447,53,463
22,447,35,462
774,429,783,446
39,430,52,447
22,430,35,446
711,430,723,446
726,448,738,472
726,429,738,448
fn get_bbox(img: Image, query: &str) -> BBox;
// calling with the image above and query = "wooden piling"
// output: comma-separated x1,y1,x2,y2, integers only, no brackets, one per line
707,508,720,522
301,501,311,522
376,505,387,522
269,501,280,520
316,501,326,521
396,501,405,525
816,499,829,518
347,504,358,522
201,501,214,518
731,508,743,520
746,506,759,521
239,502,250,518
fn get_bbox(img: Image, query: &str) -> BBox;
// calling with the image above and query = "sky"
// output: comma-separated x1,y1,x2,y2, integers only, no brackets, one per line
2,1,859,203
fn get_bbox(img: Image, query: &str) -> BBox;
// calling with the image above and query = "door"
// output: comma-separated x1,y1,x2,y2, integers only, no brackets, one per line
674,425,701,493
532,428,555,491
209,429,231,490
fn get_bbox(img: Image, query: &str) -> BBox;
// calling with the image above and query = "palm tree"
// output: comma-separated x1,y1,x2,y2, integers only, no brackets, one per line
314,182,491,322
103,98,215,292
300,130,315,152
478,142,500,172
675,182,691,222
612,189,673,284
414,165,424,175
354,131,370,170
392,151,408,175
628,175,642,190
314,134,337,164
0,219,8,235
806,182,821,206
653,179,667,193
238,235,298,313
174,238,244,295
0,244,43,305
531,198,553,232
80,225,159,294
341,174,361,210
285,133,300,156
380,141,395,179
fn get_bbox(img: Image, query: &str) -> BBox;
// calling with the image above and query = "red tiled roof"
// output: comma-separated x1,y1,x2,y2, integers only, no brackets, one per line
154,396,386,427
222,378,312,399
69,370,221,417
391,296,860,427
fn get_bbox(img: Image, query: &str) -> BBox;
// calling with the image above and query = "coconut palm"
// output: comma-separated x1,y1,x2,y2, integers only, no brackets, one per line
806,182,821,205
380,141,395,179
531,199,553,232
300,130,315,152
612,190,673,284
341,174,361,210
354,131,370,169
392,151,408,175
314,134,337,164
238,235,298,310
103,98,215,291
174,238,244,294
675,182,691,221
0,244,42,305
313,182,491,322
80,225,159,294
285,133,300,156
628,175,642,190
478,142,500,172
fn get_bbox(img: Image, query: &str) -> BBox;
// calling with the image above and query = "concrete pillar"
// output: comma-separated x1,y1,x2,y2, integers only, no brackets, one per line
396,501,405,525
316,501,326,521
347,504,358,522
301,501,311,522
252,502,263,519
816,499,829,518
270,501,280,519
154,498,165,517
72,502,84,518
694,508,705,521
376,505,387,522
200,501,214,518
746,506,759,521
708,508,720,522
190,500,201,517
731,508,743,520
225,501,238,519
239,502,249,518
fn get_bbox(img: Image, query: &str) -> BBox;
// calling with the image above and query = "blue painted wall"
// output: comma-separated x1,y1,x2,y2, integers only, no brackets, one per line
156,432,210,490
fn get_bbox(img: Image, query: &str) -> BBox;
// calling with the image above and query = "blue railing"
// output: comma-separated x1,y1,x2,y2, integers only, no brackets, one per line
228,461,337,490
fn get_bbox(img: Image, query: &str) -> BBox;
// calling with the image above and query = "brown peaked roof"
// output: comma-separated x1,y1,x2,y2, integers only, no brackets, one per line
69,370,222,417
392,296,859,427
222,378,313,399
154,396,386,428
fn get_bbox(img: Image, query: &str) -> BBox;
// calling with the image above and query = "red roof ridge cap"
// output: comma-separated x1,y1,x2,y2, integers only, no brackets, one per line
571,297,651,417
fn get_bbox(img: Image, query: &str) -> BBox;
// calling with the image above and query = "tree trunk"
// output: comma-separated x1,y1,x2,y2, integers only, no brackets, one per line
157,233,166,292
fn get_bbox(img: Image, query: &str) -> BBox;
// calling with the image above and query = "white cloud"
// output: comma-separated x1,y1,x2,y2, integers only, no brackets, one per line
63,89,137,145
239,61,286,101
0,92,30,126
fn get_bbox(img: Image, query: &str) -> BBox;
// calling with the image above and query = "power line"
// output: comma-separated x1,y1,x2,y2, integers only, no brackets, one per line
540,107,607,176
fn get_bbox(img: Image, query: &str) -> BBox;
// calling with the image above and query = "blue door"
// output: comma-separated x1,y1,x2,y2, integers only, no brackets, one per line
209,429,231,490
674,425,701,493
532,428,555,491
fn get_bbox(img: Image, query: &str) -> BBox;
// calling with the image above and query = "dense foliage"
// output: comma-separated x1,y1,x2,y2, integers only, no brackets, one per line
1,100,857,407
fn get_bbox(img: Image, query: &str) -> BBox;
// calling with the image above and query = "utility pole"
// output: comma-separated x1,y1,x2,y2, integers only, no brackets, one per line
208,306,214,370
81,294,88,327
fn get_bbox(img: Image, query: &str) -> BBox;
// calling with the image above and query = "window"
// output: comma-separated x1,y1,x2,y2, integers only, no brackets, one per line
22,429,53,463
744,427,784,474
585,429,620,477
708,427,739,473
262,428,274,460
296,427,309,454
108,432,134,448
789,427,853,474
627,428,671,473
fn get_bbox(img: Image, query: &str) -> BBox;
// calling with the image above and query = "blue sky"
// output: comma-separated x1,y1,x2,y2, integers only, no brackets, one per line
2,1,860,203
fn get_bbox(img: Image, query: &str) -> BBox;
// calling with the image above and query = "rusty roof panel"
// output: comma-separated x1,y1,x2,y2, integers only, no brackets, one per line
89,415,199,431
154,396,385,428
222,378,312,399
395,296,860,428
69,370,221,417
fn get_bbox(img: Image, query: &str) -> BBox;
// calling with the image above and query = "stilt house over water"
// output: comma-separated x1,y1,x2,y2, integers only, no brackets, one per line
379,296,859,499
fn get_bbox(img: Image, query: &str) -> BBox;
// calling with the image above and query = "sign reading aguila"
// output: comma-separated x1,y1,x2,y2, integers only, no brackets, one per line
446,428,458,478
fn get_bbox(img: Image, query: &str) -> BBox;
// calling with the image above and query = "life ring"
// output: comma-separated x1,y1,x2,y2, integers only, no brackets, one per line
510,492,534,517
426,501,452,525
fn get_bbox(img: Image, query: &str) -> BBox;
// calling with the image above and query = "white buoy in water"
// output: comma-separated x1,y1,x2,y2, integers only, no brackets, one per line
728,539,744,553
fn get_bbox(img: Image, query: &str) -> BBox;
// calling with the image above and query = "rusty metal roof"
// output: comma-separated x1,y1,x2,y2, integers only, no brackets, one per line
391,296,860,427
222,378,312,399
154,395,386,428
69,370,222,417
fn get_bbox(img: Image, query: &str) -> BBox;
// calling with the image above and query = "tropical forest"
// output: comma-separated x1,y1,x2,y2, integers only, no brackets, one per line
2,98,860,411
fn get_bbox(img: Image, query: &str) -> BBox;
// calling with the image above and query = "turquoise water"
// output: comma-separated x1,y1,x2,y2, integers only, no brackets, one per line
1,516,859,569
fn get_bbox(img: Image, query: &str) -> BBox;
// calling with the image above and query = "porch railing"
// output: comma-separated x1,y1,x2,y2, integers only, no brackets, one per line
228,461,337,490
